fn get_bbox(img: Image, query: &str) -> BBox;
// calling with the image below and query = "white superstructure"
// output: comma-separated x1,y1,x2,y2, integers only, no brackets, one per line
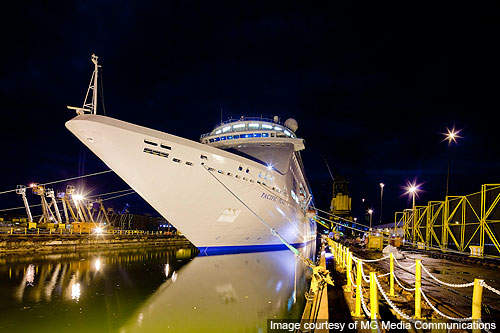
65,55,316,250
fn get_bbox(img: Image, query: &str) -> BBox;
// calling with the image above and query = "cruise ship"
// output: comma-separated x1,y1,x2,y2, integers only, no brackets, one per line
65,55,316,252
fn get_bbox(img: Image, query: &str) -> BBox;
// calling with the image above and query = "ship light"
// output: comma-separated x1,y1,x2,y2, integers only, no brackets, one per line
233,123,245,129
284,130,291,136
262,124,273,129
215,130,222,134
249,123,260,128
94,226,103,234
222,126,231,133
274,126,282,131
267,164,273,171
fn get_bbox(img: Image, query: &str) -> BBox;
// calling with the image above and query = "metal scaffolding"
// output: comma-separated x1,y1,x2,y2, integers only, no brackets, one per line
395,184,500,257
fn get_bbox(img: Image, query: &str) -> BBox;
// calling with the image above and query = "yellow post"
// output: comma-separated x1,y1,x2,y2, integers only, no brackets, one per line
37,228,39,235
370,272,378,320
472,279,483,320
415,259,421,319
354,260,362,317
24,228,27,235
346,250,352,292
10,227,13,235
390,253,395,297
343,247,347,268
336,243,339,262
60,228,63,235
49,229,52,235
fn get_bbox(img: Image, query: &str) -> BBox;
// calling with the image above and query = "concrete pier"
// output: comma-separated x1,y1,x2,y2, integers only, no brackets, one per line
0,234,191,255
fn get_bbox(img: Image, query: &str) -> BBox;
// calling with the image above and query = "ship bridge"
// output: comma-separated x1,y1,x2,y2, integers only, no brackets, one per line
200,117,304,151
200,117,305,175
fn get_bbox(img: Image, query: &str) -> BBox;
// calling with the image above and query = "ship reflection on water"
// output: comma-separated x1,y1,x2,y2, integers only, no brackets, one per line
0,242,315,332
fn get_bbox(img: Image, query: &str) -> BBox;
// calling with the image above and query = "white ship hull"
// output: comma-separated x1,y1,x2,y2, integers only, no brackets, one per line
66,115,316,250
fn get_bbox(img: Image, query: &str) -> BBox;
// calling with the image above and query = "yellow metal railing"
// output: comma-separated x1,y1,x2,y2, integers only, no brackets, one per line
394,184,500,257
326,238,498,322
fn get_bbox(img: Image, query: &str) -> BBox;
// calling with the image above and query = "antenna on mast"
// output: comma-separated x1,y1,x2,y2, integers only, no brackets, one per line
67,54,101,115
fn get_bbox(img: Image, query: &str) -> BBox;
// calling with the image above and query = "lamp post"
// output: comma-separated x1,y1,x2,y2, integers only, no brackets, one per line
379,183,384,224
404,181,421,244
442,127,462,197
368,209,373,230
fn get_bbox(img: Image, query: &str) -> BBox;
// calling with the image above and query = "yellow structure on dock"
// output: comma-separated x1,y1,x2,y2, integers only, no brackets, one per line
394,183,500,258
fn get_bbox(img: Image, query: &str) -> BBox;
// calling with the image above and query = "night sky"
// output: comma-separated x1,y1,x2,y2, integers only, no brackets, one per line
0,1,499,225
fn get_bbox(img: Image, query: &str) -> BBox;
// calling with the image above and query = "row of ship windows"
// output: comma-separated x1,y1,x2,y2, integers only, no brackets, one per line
144,139,281,194
213,123,295,138
143,148,193,166
144,140,171,150
209,132,268,142
204,164,283,194
205,132,292,143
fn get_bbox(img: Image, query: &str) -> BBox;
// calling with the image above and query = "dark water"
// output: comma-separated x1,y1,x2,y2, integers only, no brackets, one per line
0,243,315,332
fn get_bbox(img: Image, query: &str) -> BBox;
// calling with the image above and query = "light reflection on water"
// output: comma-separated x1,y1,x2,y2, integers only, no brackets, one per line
0,243,315,332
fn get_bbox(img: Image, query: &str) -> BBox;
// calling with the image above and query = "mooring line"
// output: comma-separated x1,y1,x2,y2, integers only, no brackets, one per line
202,164,315,267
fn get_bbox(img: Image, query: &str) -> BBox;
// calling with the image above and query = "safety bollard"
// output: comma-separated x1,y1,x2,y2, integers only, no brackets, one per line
414,259,421,319
346,250,352,292
10,227,13,235
343,247,347,269
335,244,340,267
37,228,39,235
335,243,339,262
390,253,395,296
60,228,63,235
354,260,362,317
472,278,483,320
370,272,378,320
25,228,27,235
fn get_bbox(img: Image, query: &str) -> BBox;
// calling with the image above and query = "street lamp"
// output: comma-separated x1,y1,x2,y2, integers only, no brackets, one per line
404,180,421,243
368,209,373,230
379,183,385,224
442,126,462,197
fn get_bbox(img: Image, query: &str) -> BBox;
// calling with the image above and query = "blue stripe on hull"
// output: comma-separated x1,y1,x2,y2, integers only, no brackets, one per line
197,238,316,256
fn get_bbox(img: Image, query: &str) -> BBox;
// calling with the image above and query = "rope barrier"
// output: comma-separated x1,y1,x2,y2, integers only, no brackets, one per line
393,273,416,291
353,255,390,263
394,257,416,270
481,281,500,296
359,261,370,283
374,274,413,321
328,238,497,323
420,287,472,322
359,285,371,318
348,266,357,289
420,263,475,288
